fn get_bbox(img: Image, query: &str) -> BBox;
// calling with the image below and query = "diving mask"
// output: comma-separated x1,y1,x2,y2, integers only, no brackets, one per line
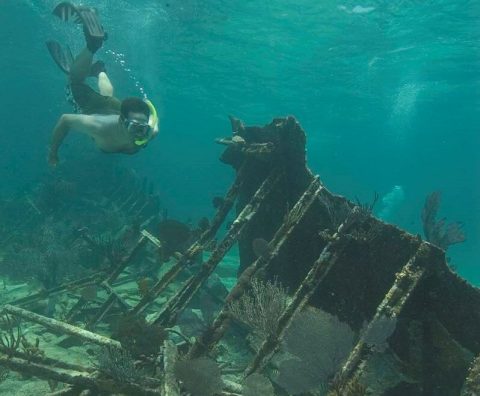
123,118,152,146
122,99,158,147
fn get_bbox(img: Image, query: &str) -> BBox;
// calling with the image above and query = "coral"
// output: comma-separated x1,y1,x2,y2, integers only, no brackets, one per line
243,373,274,396
252,238,272,259
0,367,8,383
21,336,45,362
2,219,85,288
0,313,22,357
158,219,194,259
274,307,355,395
462,356,480,396
228,277,288,339
355,192,379,216
421,191,466,250
174,357,223,396
327,378,370,396
94,346,142,384
92,234,127,264
361,315,397,353
136,277,151,298
112,314,166,358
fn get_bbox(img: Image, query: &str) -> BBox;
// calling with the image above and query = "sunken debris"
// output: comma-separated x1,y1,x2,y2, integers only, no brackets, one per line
0,117,477,395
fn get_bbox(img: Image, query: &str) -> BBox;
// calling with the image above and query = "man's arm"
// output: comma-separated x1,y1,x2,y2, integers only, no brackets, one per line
48,114,98,166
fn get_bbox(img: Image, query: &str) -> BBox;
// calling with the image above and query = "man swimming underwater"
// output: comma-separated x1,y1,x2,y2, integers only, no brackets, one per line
46,2,159,167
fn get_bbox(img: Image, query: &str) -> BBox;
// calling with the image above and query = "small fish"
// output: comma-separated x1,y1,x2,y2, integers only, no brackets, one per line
252,238,272,259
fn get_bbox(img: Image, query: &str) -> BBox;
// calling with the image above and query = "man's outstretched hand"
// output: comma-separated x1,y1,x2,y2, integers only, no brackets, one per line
48,150,59,167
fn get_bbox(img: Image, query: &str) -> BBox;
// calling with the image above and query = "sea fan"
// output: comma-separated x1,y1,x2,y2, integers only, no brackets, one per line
174,357,224,396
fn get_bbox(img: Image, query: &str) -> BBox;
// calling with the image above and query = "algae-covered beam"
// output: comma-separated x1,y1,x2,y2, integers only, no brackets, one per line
47,386,85,396
215,138,275,160
130,165,245,316
106,234,148,284
0,355,161,396
100,282,130,311
141,229,162,249
462,354,480,396
12,272,106,307
2,305,121,349
65,235,147,324
153,170,281,327
244,209,362,376
163,340,181,396
129,260,183,317
85,281,131,330
85,294,117,330
87,234,149,329
0,346,94,373
85,234,149,328
334,242,433,390
187,176,323,358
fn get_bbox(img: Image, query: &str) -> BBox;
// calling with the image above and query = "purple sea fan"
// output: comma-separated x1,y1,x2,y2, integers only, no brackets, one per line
421,191,466,250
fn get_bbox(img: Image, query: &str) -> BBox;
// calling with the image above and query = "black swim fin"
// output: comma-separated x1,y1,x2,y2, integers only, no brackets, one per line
53,2,106,53
52,2,79,23
46,40,74,74
89,60,106,77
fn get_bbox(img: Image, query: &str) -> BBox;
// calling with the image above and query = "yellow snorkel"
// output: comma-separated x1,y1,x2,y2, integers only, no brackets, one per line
134,99,159,147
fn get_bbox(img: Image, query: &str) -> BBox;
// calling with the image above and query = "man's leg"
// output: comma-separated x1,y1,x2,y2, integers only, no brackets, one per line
69,48,94,84
69,8,105,84
98,71,114,97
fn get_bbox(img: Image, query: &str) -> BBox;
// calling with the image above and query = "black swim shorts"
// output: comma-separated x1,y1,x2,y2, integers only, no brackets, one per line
70,82,121,115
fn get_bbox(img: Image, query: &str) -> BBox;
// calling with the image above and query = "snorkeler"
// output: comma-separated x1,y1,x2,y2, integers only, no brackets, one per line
46,2,159,167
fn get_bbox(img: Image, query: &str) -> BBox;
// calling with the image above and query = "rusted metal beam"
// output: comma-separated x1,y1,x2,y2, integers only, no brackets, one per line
129,166,245,317
462,354,480,396
2,305,121,349
333,242,432,391
11,272,106,307
65,234,148,325
0,346,94,373
152,170,281,327
162,340,181,396
244,209,361,376
187,176,323,358
106,235,148,284
0,355,161,395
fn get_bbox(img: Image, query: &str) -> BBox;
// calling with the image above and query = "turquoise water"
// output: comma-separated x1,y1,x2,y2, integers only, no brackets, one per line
0,0,478,279
0,1,479,394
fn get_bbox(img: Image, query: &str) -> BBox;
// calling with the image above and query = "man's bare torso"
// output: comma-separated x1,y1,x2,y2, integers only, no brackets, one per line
87,114,139,154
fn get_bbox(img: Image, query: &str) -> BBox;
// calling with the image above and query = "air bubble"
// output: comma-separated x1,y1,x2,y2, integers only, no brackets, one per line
105,50,147,98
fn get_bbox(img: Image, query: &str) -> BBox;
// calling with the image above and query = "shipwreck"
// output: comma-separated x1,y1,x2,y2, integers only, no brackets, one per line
0,116,478,396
